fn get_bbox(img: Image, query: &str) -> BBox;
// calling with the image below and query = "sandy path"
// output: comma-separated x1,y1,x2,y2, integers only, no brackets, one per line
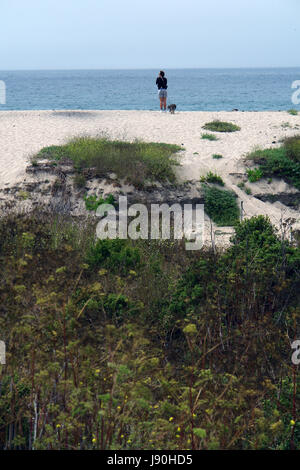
0,110,299,230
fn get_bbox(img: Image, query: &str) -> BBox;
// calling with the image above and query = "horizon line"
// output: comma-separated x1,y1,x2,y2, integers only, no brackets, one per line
1,66,300,72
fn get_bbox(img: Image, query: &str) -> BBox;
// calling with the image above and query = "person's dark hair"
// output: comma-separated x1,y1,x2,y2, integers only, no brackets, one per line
160,70,165,77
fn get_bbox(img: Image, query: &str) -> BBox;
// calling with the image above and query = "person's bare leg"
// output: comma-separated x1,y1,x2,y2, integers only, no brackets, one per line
163,97,167,110
160,97,163,110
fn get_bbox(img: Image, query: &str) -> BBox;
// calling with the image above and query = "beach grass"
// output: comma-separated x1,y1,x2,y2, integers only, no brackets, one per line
287,109,298,116
35,137,182,187
202,120,241,133
246,136,300,189
200,171,225,186
201,133,218,141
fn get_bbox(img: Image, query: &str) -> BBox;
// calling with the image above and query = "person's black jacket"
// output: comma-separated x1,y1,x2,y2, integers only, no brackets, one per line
156,76,168,90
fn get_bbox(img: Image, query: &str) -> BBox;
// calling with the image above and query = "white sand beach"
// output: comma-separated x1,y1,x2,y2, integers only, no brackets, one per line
0,110,299,236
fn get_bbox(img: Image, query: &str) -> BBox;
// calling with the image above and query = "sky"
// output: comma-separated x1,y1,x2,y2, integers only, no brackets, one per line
0,0,299,70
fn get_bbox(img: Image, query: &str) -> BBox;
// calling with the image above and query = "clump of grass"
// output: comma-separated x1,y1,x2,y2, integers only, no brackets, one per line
204,186,239,226
202,133,218,141
246,168,263,183
202,120,241,133
237,182,252,195
35,137,182,188
288,109,298,116
246,139,300,189
212,154,223,159
200,171,224,186
17,190,30,200
37,145,69,161
282,122,292,129
284,135,300,162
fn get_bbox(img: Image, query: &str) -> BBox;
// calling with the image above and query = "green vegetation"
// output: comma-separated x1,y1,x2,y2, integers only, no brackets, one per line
246,136,300,189
0,212,299,450
212,154,223,159
284,135,300,162
200,171,224,186
203,186,239,225
84,193,116,212
86,238,141,274
35,138,182,188
201,133,218,141
237,182,252,194
202,120,241,133
247,167,263,183
288,109,298,116
17,190,30,200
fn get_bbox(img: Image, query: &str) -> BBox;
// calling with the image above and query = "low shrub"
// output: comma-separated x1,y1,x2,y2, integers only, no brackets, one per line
202,121,241,133
203,186,239,226
86,238,141,274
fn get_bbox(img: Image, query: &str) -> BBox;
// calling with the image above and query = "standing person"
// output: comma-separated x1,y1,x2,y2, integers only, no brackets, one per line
156,70,167,111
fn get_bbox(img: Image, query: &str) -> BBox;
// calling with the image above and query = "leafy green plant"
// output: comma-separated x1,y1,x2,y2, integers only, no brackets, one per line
247,168,263,182
84,193,116,211
287,109,298,116
202,121,241,133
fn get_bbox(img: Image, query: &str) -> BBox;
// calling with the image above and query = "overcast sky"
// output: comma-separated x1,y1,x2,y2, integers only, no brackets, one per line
0,0,299,69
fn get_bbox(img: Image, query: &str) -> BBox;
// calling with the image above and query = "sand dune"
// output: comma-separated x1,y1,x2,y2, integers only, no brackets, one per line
0,109,299,235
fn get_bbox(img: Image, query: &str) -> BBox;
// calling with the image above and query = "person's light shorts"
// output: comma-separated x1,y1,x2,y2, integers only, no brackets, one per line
158,89,167,98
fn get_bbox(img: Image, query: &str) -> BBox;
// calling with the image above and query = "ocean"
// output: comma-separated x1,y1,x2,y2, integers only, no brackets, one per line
0,68,300,112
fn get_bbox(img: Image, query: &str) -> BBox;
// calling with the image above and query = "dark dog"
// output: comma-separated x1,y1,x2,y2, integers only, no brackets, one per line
167,104,177,114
